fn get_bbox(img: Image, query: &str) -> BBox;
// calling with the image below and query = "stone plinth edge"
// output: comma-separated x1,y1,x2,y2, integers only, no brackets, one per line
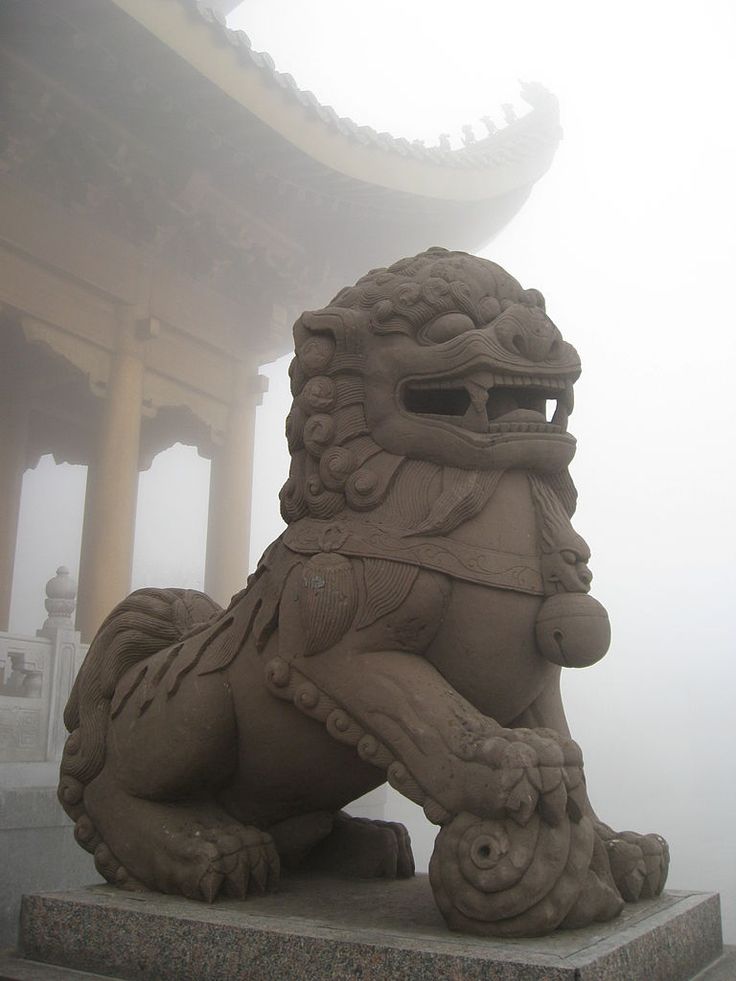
17,876,723,981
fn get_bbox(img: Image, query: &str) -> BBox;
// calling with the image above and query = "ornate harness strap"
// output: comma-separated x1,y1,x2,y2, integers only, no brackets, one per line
284,517,544,596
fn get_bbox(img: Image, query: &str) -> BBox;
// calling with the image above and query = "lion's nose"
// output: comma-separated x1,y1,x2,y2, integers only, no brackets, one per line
577,563,593,588
493,304,561,362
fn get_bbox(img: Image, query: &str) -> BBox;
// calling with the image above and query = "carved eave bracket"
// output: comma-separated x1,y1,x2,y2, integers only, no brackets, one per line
139,378,228,469
20,316,112,399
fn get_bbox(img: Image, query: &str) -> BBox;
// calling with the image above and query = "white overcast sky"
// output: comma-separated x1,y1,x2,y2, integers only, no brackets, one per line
12,0,736,939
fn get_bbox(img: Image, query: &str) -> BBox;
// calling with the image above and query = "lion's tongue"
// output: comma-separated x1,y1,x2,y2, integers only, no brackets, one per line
463,380,549,429
491,407,547,424
484,386,546,424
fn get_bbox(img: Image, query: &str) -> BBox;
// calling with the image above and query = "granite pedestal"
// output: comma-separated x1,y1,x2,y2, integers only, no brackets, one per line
3,876,726,981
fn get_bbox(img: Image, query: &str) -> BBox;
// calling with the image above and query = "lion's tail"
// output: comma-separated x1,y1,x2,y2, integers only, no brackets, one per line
57,588,220,838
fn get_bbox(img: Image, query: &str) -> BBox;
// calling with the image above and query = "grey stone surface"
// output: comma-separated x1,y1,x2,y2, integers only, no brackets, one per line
14,876,723,981
0,787,98,949
0,950,113,980
3,948,732,981
694,946,736,979
0,947,736,981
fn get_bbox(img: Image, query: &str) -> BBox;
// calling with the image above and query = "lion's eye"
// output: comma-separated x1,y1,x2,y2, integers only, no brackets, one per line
560,549,578,565
419,312,476,343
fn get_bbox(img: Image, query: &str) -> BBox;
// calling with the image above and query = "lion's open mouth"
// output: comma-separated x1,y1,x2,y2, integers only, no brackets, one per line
401,372,574,435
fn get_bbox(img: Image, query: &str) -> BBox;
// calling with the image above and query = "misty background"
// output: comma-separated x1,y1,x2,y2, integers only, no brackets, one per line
8,0,735,940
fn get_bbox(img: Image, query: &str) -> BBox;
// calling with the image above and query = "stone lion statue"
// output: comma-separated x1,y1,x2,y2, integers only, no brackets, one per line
59,248,668,936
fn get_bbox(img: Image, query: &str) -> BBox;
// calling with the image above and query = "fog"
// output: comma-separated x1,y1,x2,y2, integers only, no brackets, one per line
9,0,735,943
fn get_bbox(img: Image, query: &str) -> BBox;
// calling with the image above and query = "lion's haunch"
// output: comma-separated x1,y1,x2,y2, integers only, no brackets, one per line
535,593,611,668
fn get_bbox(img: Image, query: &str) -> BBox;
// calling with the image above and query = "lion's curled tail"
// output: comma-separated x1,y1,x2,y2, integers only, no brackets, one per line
58,588,220,844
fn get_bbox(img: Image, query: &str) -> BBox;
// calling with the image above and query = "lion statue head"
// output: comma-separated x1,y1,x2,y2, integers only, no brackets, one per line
281,247,580,524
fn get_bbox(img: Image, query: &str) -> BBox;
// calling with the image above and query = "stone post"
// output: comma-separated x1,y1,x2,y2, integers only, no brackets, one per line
37,566,82,760
204,365,268,607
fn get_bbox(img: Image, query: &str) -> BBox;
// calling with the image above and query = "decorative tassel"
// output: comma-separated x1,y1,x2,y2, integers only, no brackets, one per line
356,559,419,629
300,552,357,655
409,468,504,537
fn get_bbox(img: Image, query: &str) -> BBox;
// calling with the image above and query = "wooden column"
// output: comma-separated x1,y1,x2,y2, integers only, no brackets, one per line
76,315,144,641
204,363,266,607
0,395,28,630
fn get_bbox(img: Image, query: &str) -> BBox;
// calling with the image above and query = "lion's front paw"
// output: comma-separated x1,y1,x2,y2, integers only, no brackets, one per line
461,726,584,829
594,822,669,901
155,821,280,902
303,812,415,879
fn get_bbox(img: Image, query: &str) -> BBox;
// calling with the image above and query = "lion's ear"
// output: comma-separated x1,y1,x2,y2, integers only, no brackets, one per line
299,308,370,354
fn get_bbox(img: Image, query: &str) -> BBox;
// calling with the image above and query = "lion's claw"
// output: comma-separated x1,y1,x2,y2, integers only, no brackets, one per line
465,725,582,829
199,869,225,903
538,781,568,826
155,821,279,903
620,830,669,899
594,823,669,903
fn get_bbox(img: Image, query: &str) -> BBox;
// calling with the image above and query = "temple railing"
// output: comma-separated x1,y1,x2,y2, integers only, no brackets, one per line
0,567,87,765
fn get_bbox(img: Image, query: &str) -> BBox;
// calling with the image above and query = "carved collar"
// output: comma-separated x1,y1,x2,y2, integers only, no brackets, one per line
284,517,544,596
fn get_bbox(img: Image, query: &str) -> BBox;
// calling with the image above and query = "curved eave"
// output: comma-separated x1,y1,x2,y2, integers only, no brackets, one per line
110,0,561,204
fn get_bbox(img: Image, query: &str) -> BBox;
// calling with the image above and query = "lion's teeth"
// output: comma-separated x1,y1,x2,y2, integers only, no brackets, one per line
464,380,489,409
563,384,574,413
551,402,568,429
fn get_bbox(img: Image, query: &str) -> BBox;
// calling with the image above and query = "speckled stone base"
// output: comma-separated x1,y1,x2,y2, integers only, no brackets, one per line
13,876,723,981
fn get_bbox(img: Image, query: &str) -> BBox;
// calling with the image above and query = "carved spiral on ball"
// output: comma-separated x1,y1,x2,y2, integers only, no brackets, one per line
429,811,596,937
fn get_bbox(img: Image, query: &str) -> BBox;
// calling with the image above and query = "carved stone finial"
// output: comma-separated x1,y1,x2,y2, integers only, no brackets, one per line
481,115,498,136
438,133,451,150
502,103,518,125
461,124,476,146
519,80,557,111
38,566,77,637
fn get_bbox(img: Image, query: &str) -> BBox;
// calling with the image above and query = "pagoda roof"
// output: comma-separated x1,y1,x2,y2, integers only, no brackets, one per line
0,0,562,346
113,0,562,206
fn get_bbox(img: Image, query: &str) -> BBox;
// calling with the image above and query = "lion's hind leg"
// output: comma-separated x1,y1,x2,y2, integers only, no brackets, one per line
266,809,414,880
81,640,279,902
66,591,279,903
83,764,279,901
301,812,415,879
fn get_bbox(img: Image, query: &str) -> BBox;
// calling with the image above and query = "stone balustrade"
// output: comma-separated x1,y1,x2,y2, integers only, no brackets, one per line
0,567,88,766
0,566,94,949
